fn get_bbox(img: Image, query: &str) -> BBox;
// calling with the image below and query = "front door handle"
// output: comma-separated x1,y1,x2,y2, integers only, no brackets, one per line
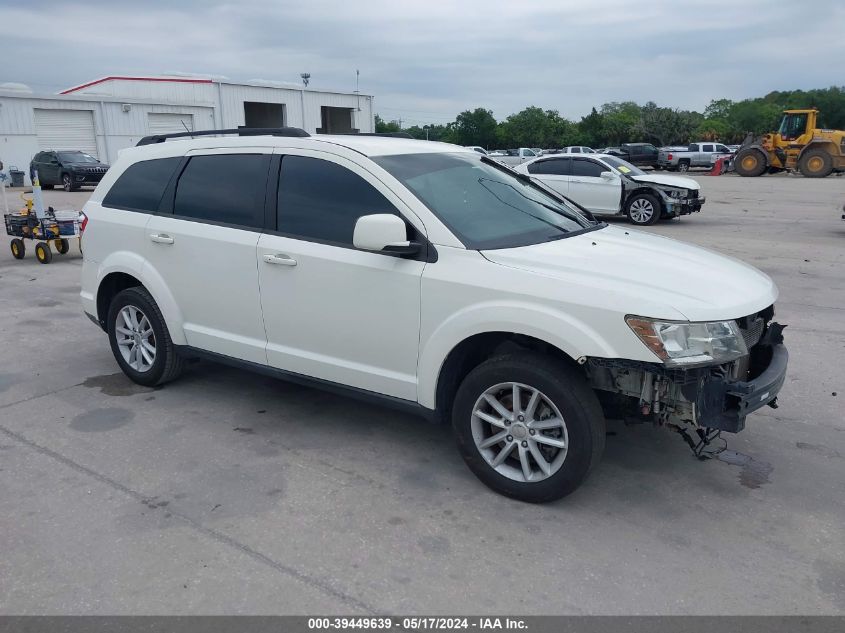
149,233,174,245
262,253,297,267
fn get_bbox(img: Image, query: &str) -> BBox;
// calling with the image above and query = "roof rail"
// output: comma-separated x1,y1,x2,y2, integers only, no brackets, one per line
136,127,310,146
326,132,415,139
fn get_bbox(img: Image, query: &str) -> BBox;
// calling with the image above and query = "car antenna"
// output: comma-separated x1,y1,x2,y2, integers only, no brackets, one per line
181,120,194,139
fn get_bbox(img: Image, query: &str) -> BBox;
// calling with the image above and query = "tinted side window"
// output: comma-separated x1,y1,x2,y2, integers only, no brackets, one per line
103,157,181,212
173,154,268,228
702,144,714,152
277,156,399,245
571,159,605,178
527,158,570,176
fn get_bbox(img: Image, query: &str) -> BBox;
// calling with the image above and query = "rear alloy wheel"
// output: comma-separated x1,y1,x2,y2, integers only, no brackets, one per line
107,287,183,386
62,173,74,192
625,193,661,225
34,241,52,264
734,148,767,177
452,352,605,503
799,149,833,178
677,160,690,172
10,238,25,259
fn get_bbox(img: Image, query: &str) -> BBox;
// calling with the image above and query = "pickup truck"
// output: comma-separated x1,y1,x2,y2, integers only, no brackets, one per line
489,147,540,166
605,143,660,168
658,142,733,172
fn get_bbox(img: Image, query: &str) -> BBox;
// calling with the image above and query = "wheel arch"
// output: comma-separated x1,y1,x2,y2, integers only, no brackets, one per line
420,305,620,415
797,140,839,161
624,185,663,212
94,257,186,344
430,331,581,423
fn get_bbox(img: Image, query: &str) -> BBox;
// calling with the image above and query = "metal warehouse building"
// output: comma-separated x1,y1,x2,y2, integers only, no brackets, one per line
0,76,374,185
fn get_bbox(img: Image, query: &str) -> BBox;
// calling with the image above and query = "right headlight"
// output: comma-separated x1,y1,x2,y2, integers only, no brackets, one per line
625,316,748,367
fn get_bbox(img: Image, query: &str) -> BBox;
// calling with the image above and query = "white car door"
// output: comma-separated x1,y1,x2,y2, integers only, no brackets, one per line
567,157,620,214
525,157,571,197
256,150,425,401
144,148,271,364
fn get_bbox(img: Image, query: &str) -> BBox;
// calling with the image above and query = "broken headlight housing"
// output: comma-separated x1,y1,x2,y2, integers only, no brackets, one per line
660,187,685,199
626,316,748,367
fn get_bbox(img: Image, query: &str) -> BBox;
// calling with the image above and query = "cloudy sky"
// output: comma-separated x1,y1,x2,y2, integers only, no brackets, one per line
2,0,843,125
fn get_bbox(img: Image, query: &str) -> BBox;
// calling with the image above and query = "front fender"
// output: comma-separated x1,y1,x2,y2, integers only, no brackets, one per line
94,251,186,345
417,301,625,410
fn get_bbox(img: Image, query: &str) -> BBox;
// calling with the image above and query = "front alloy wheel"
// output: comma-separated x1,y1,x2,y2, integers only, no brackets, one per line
626,193,661,225
452,352,605,503
62,174,73,192
471,382,568,482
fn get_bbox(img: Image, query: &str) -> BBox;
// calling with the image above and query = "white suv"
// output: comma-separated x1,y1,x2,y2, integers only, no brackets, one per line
80,128,788,502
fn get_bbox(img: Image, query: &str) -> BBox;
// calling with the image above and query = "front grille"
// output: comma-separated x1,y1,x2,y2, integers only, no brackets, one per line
737,308,772,350
740,317,764,349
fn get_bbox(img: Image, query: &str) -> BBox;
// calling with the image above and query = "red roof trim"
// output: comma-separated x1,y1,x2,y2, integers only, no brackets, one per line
60,76,213,94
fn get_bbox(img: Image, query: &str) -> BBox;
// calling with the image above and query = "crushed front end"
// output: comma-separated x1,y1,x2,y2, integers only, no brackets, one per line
586,306,787,455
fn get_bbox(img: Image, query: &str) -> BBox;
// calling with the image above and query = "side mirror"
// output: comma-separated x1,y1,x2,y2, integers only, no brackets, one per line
353,214,421,256
600,171,616,180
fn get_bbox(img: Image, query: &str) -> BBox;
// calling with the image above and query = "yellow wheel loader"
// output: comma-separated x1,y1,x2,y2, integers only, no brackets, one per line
734,108,845,178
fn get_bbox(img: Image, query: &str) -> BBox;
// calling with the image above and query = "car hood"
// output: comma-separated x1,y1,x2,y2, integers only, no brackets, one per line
67,162,109,168
629,173,699,189
481,226,777,322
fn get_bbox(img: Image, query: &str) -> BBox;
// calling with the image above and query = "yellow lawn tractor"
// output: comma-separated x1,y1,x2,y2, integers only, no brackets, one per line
734,108,845,178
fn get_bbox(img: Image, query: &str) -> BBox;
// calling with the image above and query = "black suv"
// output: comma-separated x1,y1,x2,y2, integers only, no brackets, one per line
29,150,110,191
605,143,659,168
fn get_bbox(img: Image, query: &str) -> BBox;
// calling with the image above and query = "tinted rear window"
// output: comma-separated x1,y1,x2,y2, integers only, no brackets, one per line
527,158,570,176
570,159,605,178
103,157,181,212
173,154,269,228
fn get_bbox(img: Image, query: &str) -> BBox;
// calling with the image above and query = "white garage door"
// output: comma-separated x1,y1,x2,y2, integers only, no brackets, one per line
34,108,98,158
148,113,194,135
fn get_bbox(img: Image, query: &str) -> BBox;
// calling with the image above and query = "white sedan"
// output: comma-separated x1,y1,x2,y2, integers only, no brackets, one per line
514,153,705,225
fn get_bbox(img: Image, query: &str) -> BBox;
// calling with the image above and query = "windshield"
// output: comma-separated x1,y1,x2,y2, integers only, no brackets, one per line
601,156,645,177
373,152,598,250
58,152,98,163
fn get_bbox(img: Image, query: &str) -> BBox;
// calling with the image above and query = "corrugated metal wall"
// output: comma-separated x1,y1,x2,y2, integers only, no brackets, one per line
1,79,375,184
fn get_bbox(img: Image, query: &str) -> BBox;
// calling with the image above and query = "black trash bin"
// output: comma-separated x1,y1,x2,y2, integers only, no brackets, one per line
9,169,25,187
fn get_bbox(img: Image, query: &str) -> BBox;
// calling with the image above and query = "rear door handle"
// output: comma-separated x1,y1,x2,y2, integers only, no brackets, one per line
149,233,174,245
262,253,297,267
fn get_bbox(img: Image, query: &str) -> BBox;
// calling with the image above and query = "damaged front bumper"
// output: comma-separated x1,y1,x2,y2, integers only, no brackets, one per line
688,338,787,432
663,196,705,217
586,321,787,435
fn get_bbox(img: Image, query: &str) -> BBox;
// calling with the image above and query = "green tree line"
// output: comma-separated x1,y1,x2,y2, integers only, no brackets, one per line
375,86,845,149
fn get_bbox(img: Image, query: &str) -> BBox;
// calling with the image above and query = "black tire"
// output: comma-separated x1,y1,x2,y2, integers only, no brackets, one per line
677,159,690,172
452,352,605,503
10,238,25,259
34,241,52,264
734,148,767,177
625,192,661,226
62,173,74,192
55,238,69,255
107,287,184,387
799,149,833,178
